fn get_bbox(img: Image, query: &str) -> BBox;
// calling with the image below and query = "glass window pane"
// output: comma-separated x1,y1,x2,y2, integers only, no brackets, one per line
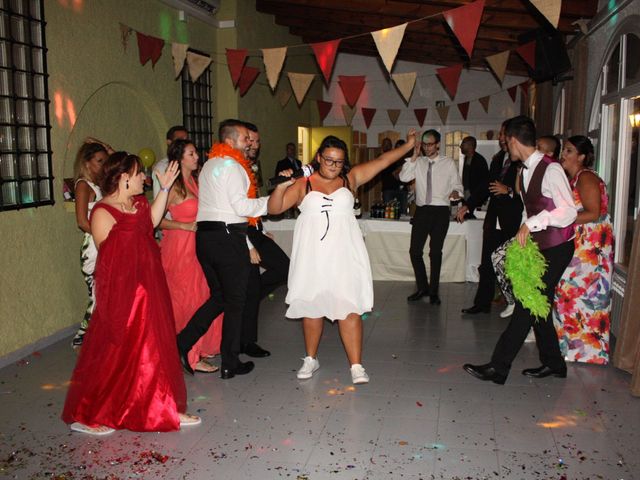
19,153,34,178
625,34,640,87
30,0,42,21
10,15,25,43
17,126,33,150
33,73,44,99
38,178,50,201
622,96,640,266
34,100,45,125
10,0,26,15
30,21,42,47
0,153,16,178
12,43,28,70
0,126,15,151
606,43,620,94
0,69,10,94
20,179,36,204
36,127,46,150
16,99,30,124
0,43,9,68
0,97,12,123
2,181,18,205
13,71,30,97
31,48,43,73
37,152,48,175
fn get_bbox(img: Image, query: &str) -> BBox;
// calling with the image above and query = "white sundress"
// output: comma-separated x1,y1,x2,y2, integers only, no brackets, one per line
285,184,373,321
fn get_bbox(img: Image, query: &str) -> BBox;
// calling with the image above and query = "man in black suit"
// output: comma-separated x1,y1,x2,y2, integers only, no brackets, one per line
460,136,489,217
457,122,523,314
275,142,301,177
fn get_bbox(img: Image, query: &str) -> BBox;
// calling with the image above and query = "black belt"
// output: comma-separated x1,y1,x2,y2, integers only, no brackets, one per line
197,221,248,233
417,205,449,209
247,221,264,232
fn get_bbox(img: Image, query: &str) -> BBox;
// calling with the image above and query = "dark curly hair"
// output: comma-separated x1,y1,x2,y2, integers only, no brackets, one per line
311,135,352,190
100,152,143,196
167,138,198,199
566,135,595,168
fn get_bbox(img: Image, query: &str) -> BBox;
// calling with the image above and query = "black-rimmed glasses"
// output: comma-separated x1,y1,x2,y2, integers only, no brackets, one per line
320,155,345,167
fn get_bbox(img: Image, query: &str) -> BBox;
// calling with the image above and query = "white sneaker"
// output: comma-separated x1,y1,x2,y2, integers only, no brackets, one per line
500,303,515,318
350,364,370,384
297,356,319,379
524,329,536,343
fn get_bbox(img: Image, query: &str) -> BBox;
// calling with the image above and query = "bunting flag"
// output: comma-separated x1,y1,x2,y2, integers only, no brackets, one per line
392,72,417,104
186,51,211,82
262,47,287,91
317,100,333,122
414,108,428,127
530,0,561,29
238,66,260,97
136,32,164,67
311,39,341,84
520,80,531,100
516,41,536,70
387,109,401,126
342,105,356,125
437,105,450,124
338,75,366,107
277,87,292,108
371,23,407,74
226,48,248,87
507,84,518,102
442,0,485,58
119,23,133,52
436,64,463,99
171,43,189,78
457,101,470,120
288,72,315,105
485,51,510,84
362,107,377,128
478,95,491,113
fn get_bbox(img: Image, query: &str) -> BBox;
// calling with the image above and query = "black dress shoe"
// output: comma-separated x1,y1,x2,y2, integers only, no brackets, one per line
521,365,566,378
407,290,429,301
242,342,271,358
220,360,255,379
461,305,490,314
463,363,507,385
177,343,194,376
430,295,441,305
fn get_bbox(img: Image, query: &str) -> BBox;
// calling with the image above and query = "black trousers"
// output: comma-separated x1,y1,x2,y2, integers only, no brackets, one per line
409,205,450,295
177,222,251,370
473,228,511,308
490,240,574,376
241,226,290,345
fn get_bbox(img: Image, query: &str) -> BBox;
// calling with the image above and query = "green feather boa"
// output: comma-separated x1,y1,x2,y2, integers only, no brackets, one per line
505,238,550,320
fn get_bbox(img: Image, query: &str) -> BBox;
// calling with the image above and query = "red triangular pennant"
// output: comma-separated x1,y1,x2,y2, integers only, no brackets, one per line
226,48,248,87
361,107,376,129
316,100,332,122
516,41,536,70
442,0,485,58
520,81,530,99
136,32,164,67
414,108,428,127
457,101,470,120
507,85,518,102
436,64,463,99
238,66,260,97
338,75,366,107
311,39,341,84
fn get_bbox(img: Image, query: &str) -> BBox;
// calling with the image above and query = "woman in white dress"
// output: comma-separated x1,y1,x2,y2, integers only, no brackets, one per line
268,131,416,384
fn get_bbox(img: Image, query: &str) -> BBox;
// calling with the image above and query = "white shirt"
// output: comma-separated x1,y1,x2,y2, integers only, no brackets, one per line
197,155,268,224
521,150,577,232
399,153,463,206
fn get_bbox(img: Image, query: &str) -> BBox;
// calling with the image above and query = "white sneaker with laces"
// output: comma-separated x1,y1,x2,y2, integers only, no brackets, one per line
297,356,319,379
350,364,369,384
500,303,515,318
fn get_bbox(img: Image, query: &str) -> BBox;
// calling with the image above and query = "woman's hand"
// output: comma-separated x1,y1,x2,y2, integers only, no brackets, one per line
275,168,296,189
406,128,417,146
181,221,197,232
516,223,530,247
249,248,261,264
489,181,509,195
411,135,421,161
156,161,179,191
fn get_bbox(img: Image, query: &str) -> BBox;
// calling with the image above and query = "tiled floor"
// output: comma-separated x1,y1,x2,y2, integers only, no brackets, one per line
1,281,638,479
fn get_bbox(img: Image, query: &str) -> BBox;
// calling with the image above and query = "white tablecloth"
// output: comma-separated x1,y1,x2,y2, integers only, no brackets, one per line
263,217,482,283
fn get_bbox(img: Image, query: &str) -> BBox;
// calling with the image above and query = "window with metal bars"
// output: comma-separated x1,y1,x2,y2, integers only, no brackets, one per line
0,0,53,211
181,51,213,163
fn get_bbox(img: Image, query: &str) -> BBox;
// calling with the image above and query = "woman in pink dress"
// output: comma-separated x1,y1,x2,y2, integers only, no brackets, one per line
160,139,223,373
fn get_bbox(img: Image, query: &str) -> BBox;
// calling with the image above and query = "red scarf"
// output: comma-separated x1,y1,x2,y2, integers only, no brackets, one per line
208,143,259,226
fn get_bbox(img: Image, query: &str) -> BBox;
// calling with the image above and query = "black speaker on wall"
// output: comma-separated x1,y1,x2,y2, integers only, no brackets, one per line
519,29,572,83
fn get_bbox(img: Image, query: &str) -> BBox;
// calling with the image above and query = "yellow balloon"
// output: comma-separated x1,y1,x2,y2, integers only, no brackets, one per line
138,148,156,168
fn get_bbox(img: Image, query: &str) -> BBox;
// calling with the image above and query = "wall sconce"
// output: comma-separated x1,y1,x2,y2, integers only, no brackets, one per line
629,113,640,128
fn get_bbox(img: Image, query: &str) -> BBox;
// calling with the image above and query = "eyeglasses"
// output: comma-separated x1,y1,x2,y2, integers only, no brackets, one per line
320,155,345,167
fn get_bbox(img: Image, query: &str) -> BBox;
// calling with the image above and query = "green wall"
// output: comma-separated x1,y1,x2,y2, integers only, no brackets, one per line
0,0,316,358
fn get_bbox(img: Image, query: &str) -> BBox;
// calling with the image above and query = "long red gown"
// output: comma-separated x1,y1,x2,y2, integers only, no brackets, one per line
62,196,187,432
160,181,223,369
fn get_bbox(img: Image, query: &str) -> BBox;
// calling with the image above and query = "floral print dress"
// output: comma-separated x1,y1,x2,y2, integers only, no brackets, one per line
553,169,614,364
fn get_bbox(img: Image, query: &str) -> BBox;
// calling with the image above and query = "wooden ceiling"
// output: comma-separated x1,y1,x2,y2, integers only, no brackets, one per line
255,0,598,76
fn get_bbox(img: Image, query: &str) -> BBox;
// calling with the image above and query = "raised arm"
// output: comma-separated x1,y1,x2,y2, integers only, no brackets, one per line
151,161,179,227
349,130,416,189
268,176,303,214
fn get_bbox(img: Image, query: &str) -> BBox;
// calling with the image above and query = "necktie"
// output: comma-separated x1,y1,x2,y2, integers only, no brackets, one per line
426,160,433,205
500,155,511,179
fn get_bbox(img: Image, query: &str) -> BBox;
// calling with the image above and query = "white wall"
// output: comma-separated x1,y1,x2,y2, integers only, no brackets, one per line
322,54,527,147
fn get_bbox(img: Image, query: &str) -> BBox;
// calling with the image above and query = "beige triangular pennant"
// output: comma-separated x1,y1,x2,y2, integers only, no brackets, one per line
342,105,356,125
392,72,417,103
531,0,561,29
478,95,491,113
387,109,401,126
186,51,212,82
371,23,407,74
287,72,315,105
119,23,133,52
277,87,292,108
261,47,287,91
485,51,510,84
436,105,450,124
171,43,189,78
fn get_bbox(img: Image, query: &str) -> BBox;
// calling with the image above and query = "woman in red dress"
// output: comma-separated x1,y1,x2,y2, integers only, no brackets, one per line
62,152,200,434
160,139,222,373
